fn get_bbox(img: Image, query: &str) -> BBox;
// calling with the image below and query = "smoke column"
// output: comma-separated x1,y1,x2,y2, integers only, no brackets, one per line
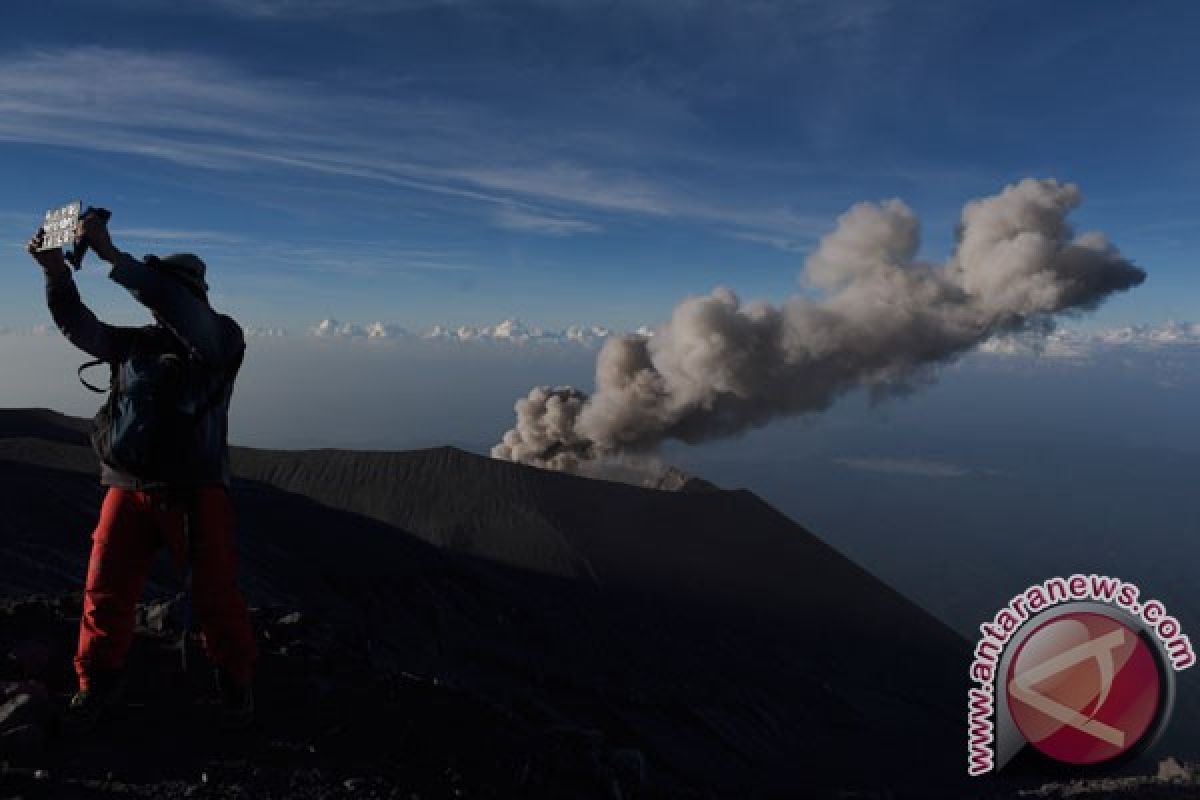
492,179,1146,473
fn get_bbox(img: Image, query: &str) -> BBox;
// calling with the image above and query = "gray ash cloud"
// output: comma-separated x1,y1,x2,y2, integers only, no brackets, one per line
493,179,1146,472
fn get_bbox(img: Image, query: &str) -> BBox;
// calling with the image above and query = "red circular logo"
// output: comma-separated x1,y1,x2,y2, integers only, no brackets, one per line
1006,611,1162,765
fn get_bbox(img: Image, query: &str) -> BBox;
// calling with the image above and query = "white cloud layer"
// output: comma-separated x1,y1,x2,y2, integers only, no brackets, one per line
978,320,1200,360
297,318,615,345
15,312,1200,358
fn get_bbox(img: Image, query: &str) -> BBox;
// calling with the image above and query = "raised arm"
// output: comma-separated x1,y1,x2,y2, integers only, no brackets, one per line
27,229,138,363
80,215,224,366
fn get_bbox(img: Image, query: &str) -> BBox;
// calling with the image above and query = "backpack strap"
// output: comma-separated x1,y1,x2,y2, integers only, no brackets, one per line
192,341,245,420
77,360,112,394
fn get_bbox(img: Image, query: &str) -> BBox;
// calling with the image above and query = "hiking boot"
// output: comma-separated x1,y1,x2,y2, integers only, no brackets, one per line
214,668,254,731
63,673,124,735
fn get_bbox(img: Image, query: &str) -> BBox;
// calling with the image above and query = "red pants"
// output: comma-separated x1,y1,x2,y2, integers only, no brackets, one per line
75,487,257,691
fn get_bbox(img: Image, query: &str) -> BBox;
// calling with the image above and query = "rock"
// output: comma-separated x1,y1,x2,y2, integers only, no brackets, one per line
277,612,303,627
608,748,646,791
0,681,50,758
48,594,83,618
1,723,45,758
1158,756,1192,782
7,642,50,678
139,595,188,633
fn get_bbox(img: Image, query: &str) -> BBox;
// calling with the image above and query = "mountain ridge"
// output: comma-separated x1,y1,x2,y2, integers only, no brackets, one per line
0,407,973,796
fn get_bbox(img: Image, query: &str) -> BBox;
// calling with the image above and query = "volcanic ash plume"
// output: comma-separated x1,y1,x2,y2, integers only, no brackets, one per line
492,178,1146,472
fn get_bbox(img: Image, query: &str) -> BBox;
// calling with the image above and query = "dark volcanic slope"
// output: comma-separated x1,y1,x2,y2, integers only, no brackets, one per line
0,409,972,797
232,444,961,626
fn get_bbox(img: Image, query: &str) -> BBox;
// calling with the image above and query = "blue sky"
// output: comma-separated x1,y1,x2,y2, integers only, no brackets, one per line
1,0,1197,334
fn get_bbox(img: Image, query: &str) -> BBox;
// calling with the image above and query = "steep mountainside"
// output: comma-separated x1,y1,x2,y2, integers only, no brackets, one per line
0,408,975,797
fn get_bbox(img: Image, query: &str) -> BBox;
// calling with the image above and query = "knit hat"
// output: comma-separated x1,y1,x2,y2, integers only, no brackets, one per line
152,253,209,298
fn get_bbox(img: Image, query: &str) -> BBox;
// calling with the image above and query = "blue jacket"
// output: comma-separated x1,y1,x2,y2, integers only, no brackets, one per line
43,253,244,490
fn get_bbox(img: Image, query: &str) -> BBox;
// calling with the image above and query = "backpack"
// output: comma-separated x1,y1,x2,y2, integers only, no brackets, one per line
78,344,237,482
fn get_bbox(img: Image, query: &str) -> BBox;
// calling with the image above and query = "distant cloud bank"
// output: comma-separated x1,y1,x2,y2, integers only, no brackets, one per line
300,318,620,344
978,321,1200,360
12,317,1200,357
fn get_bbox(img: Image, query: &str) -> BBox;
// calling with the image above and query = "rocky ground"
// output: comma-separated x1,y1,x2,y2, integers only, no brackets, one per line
4,411,1192,799
0,594,653,800
0,600,1192,800
0,410,982,797
1016,757,1200,799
